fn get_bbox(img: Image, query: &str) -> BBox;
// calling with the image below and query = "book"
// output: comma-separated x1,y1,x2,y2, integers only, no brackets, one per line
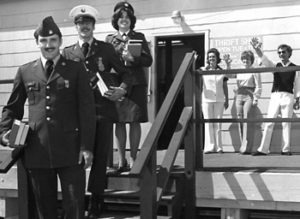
127,40,142,57
14,121,24,147
96,72,109,96
19,124,29,146
8,120,21,148
9,120,29,148
0,147,23,173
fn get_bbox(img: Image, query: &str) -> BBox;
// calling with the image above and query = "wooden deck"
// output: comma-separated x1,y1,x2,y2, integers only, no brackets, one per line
1,150,300,218
202,152,300,172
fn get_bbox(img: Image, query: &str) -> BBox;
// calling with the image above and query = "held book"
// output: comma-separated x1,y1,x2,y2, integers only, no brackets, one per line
96,72,109,96
0,147,23,173
9,120,29,148
127,39,142,57
0,119,28,173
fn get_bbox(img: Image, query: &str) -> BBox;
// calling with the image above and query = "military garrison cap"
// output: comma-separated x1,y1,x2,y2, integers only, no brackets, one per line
69,5,99,24
34,16,62,40
113,1,134,14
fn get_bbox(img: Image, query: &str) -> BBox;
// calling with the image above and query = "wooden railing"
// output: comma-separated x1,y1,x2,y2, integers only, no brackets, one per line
130,52,197,218
196,65,300,170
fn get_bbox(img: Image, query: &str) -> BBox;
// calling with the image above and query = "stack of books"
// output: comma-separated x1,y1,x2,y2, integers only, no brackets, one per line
9,120,29,148
0,120,29,173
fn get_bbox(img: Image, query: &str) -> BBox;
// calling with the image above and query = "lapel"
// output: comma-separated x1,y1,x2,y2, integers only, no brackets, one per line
32,59,47,83
126,30,135,40
48,56,67,84
70,42,85,61
116,32,125,41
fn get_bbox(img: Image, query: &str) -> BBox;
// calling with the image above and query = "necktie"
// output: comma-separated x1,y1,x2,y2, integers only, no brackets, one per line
45,60,54,79
82,42,89,57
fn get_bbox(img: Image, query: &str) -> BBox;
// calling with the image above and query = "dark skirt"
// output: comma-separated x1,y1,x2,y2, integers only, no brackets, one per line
115,84,148,123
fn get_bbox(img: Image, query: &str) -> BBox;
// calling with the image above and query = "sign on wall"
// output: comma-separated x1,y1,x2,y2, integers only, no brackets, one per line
210,36,263,68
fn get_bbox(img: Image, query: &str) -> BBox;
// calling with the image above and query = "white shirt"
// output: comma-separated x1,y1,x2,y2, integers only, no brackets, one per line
201,66,227,103
236,71,262,99
40,55,60,69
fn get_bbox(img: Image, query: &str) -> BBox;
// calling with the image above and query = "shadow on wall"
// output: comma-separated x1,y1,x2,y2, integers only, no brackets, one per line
229,97,263,153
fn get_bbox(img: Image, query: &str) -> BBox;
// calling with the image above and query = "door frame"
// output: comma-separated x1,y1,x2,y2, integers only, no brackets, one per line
148,31,210,121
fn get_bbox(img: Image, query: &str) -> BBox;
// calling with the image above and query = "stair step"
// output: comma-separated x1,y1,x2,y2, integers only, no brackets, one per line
104,189,176,204
97,215,171,219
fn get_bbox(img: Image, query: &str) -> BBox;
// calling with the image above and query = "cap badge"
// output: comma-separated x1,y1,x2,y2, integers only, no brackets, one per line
81,8,86,13
49,30,53,34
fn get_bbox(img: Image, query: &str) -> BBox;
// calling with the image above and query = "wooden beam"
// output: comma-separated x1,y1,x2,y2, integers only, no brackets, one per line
197,66,300,76
140,154,157,219
156,107,192,202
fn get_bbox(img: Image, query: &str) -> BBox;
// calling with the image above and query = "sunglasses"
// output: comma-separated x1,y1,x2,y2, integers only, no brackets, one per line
278,50,287,54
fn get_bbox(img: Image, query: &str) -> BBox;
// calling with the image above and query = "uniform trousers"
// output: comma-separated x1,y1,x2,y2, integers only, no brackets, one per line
27,164,85,219
257,92,294,153
202,102,224,152
87,118,113,199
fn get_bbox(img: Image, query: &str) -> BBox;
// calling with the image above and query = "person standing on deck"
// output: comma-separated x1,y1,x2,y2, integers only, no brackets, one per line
251,37,300,156
225,51,262,154
200,48,230,154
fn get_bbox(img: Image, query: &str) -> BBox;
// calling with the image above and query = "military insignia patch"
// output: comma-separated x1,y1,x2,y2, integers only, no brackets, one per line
97,57,105,71
64,80,70,88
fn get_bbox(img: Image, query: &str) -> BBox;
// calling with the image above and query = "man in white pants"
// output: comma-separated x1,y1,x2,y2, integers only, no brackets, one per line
251,37,300,156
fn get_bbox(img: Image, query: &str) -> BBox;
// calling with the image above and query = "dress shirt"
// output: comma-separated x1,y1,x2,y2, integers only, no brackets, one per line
78,38,93,48
41,55,60,70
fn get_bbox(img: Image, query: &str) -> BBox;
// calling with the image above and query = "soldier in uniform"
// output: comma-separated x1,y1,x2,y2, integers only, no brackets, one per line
0,16,96,219
62,5,132,218
106,2,153,170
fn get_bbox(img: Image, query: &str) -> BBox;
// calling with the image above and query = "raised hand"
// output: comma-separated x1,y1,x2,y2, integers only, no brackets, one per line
250,37,263,57
223,54,232,68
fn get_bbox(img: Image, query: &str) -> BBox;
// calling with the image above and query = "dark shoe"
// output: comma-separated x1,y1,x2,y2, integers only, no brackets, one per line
86,212,99,219
252,151,267,156
281,151,292,156
204,150,215,154
86,194,102,219
117,159,130,173
239,151,251,155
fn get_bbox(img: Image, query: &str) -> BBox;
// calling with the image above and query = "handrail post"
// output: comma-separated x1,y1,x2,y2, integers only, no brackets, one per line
194,65,203,170
17,160,29,219
140,152,157,219
184,53,197,219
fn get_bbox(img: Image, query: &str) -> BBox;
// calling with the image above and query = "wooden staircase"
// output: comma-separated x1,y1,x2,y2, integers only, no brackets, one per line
101,167,186,218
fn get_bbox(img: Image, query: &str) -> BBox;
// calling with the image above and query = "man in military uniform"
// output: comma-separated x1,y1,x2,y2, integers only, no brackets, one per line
0,16,96,219
62,5,132,218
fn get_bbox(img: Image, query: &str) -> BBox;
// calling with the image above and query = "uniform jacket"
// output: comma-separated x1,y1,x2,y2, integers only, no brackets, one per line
0,56,96,168
105,30,153,85
62,38,132,121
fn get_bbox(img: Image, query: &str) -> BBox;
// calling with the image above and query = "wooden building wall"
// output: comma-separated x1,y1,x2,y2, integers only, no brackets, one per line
1,0,300,153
